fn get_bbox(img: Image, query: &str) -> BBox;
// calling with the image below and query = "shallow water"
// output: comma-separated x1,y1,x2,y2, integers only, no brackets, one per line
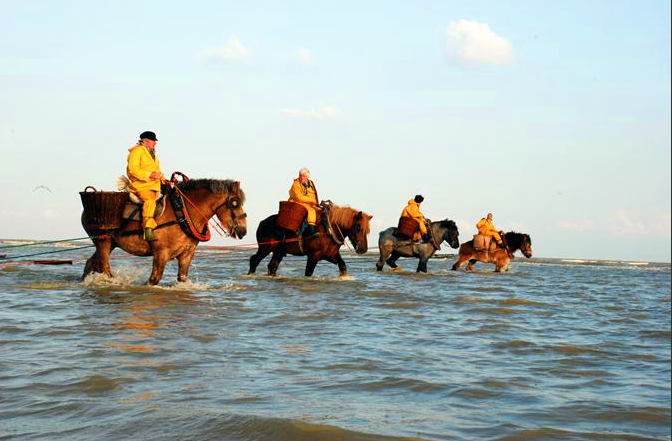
1,246,670,441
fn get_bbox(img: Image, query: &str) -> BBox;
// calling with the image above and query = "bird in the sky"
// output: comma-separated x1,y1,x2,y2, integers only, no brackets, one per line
33,185,52,193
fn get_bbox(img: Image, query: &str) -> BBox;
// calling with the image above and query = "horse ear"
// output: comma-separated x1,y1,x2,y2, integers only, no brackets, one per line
357,211,363,219
367,214,373,220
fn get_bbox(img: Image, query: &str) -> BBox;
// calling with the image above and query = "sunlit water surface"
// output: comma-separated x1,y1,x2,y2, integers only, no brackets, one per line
1,246,670,440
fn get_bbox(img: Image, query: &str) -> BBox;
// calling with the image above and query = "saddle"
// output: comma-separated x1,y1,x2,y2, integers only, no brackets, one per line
473,234,498,252
121,192,167,222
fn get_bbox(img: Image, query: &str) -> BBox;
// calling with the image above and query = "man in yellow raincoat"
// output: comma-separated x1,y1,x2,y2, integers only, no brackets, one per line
288,168,320,238
127,131,167,242
476,213,506,249
401,195,430,242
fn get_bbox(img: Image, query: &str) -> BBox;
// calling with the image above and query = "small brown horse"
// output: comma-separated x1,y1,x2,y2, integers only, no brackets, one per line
249,205,372,277
452,232,533,272
82,179,247,285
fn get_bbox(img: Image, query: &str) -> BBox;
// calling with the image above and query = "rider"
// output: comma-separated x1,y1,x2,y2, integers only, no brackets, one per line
126,131,167,242
476,213,506,249
288,168,320,238
401,195,430,243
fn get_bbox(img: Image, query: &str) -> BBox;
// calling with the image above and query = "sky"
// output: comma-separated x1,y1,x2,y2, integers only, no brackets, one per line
1,0,670,262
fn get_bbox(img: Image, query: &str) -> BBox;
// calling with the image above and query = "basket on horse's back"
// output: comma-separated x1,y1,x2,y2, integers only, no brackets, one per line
80,186,128,230
397,217,419,238
277,201,308,233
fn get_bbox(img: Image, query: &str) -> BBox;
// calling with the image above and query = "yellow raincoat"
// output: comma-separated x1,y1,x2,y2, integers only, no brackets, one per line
401,199,428,235
127,143,165,229
288,179,319,225
476,217,502,244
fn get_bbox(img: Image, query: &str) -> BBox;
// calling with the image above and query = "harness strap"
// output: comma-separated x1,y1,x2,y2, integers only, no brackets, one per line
168,187,211,242
119,221,178,237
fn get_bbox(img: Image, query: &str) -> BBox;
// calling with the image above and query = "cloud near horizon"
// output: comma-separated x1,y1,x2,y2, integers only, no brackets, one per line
279,106,342,119
446,20,514,65
299,47,313,64
203,36,250,61
556,209,671,237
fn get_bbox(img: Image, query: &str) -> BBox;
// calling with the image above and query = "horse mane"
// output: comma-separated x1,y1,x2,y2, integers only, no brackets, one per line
177,179,246,203
329,205,371,233
435,219,457,230
504,231,529,249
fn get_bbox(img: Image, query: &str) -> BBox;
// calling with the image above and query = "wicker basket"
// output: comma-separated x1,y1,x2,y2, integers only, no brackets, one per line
80,186,128,230
277,201,308,233
397,217,420,238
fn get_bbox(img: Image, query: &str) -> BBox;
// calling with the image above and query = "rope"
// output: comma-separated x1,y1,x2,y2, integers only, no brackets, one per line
171,184,226,237
0,235,105,250
0,245,95,262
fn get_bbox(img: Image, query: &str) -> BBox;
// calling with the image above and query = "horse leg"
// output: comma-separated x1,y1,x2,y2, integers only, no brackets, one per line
177,249,196,282
305,256,319,277
466,259,477,271
386,251,401,269
84,238,114,278
148,250,169,285
83,249,100,279
249,245,272,275
417,257,429,273
268,248,286,277
451,254,468,271
334,252,347,277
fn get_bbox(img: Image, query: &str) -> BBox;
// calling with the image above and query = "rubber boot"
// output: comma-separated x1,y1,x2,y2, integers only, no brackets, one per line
305,225,320,238
144,228,158,242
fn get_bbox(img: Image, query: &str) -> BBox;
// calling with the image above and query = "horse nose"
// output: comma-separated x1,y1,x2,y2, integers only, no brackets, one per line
236,227,247,239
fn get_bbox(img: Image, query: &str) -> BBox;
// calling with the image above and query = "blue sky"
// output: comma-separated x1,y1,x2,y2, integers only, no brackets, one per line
1,1,670,261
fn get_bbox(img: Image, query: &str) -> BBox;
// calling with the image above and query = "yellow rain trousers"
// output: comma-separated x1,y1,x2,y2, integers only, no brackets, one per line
401,199,428,235
477,218,503,244
288,178,319,226
127,144,164,229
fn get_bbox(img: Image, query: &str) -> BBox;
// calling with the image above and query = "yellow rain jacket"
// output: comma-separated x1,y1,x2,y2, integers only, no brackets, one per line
289,179,319,225
477,218,502,244
401,199,428,235
127,144,164,193
127,144,165,230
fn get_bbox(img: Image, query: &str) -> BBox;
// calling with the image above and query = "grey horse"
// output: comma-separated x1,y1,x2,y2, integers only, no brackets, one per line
377,219,460,273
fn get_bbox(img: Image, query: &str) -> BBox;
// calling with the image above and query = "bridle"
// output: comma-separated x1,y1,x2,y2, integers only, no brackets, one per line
215,181,247,238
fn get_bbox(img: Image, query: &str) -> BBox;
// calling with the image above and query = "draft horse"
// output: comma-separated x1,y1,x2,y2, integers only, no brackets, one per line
452,231,533,272
82,179,247,285
377,219,460,273
249,204,372,277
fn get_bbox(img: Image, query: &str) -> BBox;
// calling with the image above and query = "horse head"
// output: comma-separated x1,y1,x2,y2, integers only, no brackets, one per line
350,211,373,254
438,219,460,249
520,234,533,258
329,206,372,254
215,181,248,240
504,232,533,258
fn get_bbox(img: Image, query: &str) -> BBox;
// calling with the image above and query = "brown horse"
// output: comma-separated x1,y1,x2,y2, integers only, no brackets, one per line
452,231,533,272
249,204,372,277
82,179,247,285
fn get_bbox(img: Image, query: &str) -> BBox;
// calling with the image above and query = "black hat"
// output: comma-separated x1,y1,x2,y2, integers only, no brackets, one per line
414,195,424,203
139,131,158,141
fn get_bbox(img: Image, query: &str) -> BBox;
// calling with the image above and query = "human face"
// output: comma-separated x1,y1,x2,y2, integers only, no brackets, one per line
487,213,493,221
142,139,157,150
299,172,310,185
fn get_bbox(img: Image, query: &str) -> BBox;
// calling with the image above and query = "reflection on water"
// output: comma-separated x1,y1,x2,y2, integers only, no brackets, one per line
0,249,670,441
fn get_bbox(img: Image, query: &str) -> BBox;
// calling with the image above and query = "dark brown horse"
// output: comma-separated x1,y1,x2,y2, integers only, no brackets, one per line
452,231,532,272
82,179,247,285
249,205,372,277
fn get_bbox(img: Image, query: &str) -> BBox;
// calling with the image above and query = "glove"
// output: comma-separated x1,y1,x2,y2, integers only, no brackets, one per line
499,242,506,249
422,234,430,242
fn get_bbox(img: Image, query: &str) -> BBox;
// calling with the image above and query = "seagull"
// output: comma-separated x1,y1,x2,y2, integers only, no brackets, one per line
33,185,52,193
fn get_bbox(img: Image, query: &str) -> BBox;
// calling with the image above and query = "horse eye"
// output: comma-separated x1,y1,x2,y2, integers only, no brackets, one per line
231,200,239,208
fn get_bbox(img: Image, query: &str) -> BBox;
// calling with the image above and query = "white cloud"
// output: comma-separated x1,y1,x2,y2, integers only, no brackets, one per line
299,47,313,64
446,20,514,65
557,219,596,233
610,208,646,236
279,106,342,119
203,36,250,61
